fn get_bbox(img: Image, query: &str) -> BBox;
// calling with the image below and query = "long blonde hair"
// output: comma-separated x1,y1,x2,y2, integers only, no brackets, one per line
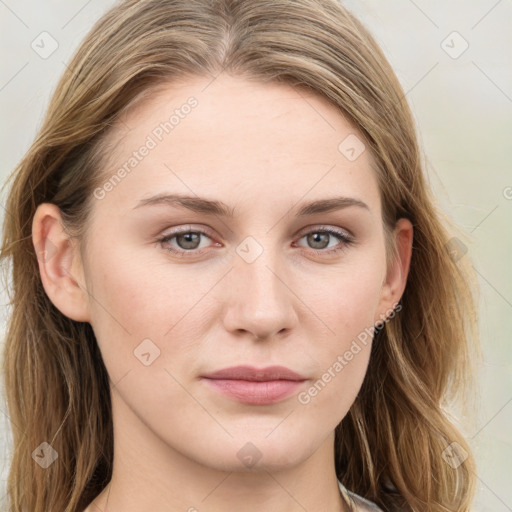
1,0,480,510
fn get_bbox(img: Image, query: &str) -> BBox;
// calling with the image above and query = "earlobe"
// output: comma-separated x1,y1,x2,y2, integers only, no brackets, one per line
375,218,413,325
32,203,91,322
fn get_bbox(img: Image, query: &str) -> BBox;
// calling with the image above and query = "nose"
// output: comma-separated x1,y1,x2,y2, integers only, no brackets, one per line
221,245,298,341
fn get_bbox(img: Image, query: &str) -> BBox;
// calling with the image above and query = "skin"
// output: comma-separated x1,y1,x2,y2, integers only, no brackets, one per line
33,74,413,512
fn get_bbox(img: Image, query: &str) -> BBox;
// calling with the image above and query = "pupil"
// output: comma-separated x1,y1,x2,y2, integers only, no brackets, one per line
309,232,328,249
179,232,199,249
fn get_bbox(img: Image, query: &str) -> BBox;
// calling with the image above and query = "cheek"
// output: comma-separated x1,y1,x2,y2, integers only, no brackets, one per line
297,256,385,404
307,256,385,339
299,350,371,418
298,290,376,423
85,246,215,371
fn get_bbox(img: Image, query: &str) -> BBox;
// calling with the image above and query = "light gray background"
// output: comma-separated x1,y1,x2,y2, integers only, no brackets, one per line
1,1,511,510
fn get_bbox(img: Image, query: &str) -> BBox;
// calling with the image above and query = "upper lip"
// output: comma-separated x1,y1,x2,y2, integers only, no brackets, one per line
201,365,307,382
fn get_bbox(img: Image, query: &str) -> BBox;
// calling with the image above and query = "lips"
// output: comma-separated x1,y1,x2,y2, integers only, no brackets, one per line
201,365,308,405
202,365,306,381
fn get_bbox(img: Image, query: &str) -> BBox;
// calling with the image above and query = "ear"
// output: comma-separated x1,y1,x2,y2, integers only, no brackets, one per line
374,217,413,325
32,203,91,322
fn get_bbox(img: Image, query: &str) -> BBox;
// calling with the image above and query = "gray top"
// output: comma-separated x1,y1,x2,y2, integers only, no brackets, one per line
338,480,385,511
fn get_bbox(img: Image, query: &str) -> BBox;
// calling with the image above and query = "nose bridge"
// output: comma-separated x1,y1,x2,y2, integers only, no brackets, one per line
223,234,297,338
236,235,285,305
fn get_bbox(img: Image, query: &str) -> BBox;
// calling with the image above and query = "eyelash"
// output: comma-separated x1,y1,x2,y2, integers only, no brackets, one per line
157,226,355,258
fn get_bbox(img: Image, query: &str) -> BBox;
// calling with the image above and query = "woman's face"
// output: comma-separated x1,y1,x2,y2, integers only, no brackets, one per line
39,74,412,475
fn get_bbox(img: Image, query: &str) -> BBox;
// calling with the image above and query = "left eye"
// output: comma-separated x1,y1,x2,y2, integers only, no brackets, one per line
295,228,353,253
158,227,354,256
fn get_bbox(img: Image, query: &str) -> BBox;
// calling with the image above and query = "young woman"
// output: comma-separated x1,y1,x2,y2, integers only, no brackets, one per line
1,1,480,511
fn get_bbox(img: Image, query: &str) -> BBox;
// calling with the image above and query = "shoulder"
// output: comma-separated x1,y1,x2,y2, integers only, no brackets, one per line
346,490,385,512
338,480,385,512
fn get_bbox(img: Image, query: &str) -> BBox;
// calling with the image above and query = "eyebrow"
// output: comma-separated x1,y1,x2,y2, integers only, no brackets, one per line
132,193,370,217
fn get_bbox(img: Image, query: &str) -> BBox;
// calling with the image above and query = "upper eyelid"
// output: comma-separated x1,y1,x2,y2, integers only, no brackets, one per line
160,225,353,245
161,224,352,236
297,224,353,238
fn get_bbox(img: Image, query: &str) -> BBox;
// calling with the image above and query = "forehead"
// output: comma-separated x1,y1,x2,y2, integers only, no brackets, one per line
94,74,381,217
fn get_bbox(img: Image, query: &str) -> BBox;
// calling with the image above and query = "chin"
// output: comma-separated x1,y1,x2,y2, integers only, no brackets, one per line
186,432,314,473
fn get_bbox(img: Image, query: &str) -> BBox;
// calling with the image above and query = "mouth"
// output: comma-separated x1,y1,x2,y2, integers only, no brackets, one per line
200,365,308,405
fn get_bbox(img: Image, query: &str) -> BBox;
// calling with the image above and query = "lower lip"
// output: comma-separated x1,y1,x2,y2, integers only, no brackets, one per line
202,378,306,405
